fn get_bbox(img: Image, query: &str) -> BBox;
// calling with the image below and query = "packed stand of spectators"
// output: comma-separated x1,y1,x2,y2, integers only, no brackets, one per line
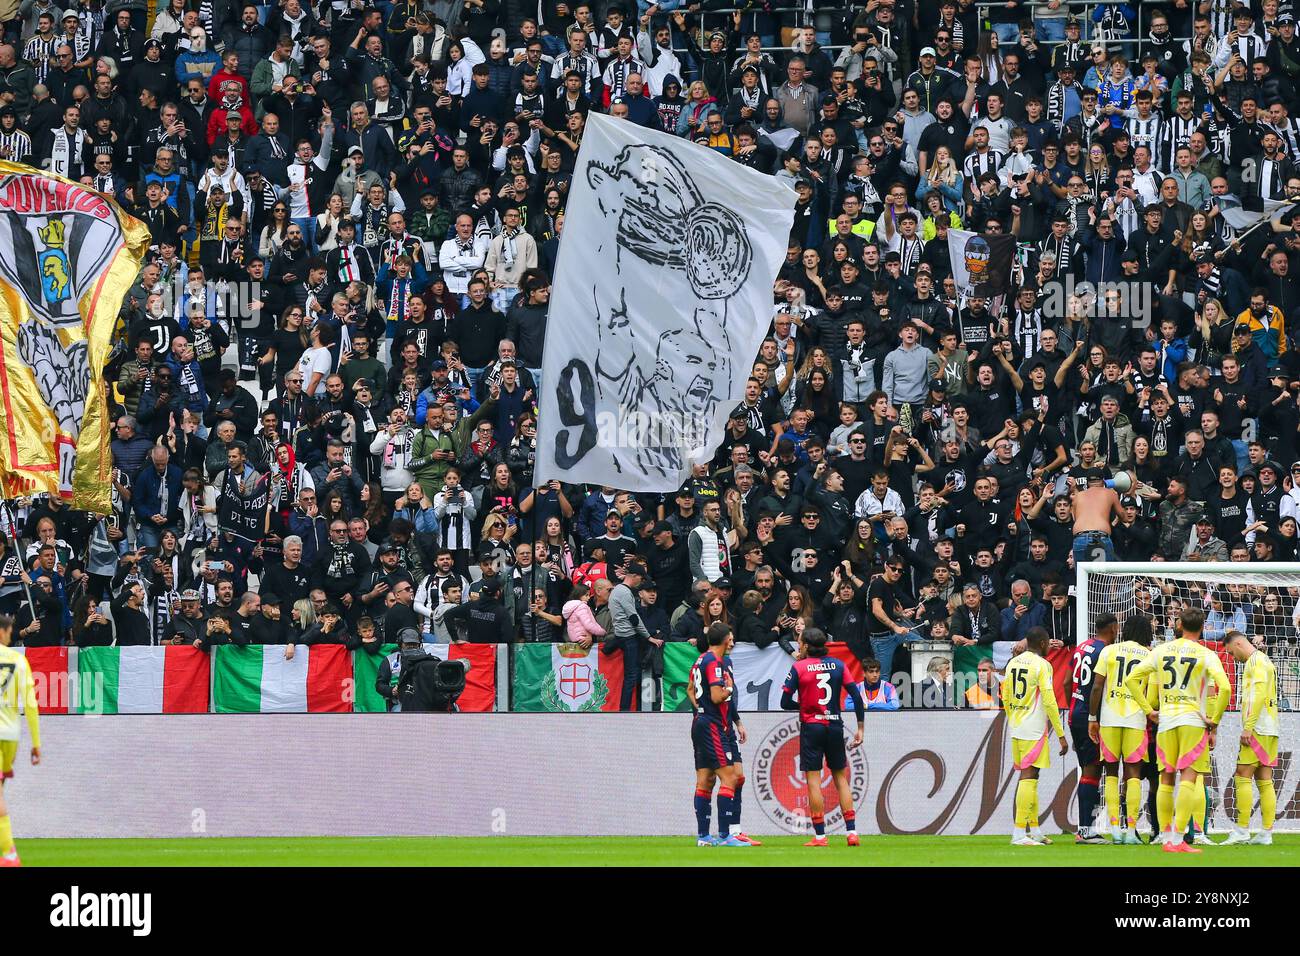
4,0,1300,710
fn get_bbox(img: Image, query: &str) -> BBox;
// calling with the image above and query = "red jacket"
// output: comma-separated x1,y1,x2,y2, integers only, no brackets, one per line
207,104,258,146
207,68,250,103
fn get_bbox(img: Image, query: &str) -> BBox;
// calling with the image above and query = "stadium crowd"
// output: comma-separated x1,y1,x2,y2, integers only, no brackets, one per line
3,0,1300,711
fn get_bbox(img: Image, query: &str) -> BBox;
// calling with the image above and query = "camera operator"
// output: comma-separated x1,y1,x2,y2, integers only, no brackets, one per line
383,627,470,712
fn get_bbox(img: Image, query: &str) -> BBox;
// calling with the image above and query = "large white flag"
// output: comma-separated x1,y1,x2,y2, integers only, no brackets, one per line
535,112,796,491
1218,198,1298,232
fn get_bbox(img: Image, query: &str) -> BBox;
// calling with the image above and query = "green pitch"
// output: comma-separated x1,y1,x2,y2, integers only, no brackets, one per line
17,834,1300,867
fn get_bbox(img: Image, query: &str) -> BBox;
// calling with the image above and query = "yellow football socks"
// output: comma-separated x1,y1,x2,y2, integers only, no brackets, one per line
1157,781,1174,834
0,815,12,856
1125,778,1142,829
1105,775,1120,829
1235,776,1253,829
1259,779,1276,830
1015,779,1035,829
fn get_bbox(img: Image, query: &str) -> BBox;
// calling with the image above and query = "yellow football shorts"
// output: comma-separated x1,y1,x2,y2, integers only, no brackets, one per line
1238,733,1279,768
1156,725,1210,774
1012,732,1051,771
1099,725,1148,764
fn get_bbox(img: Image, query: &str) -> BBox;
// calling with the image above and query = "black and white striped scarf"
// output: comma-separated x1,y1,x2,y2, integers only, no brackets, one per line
898,235,923,277
1039,234,1075,278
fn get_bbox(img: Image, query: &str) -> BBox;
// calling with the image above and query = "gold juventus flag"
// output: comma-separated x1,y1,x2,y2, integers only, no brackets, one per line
0,162,150,513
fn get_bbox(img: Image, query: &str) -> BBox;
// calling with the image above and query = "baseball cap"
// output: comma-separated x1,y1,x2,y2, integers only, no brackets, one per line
929,378,947,392
259,592,281,606
729,405,747,420
431,359,448,371
1196,515,1215,525
1280,13,1297,24
348,145,364,156
62,9,79,19
377,543,399,555
478,545,498,561
397,627,423,645
180,589,201,601
712,577,733,590
919,46,936,57
652,520,674,535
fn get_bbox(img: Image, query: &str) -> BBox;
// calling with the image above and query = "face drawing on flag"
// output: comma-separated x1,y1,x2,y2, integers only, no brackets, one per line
963,234,991,282
584,144,753,477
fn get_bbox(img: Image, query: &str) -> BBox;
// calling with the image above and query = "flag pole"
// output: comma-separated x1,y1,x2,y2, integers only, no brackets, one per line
1,499,38,625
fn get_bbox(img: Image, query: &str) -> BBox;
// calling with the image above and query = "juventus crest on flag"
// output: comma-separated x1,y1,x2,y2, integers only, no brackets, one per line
536,113,796,492
0,163,150,513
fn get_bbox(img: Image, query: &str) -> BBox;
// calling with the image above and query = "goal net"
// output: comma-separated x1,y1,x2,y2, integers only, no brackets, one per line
1077,562,1300,712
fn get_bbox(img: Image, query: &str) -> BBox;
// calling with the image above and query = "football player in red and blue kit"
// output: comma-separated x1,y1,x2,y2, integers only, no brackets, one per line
781,627,866,847
1068,612,1116,844
688,622,753,847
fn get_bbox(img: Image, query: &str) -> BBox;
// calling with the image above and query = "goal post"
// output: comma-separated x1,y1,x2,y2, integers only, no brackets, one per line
1076,562,1300,711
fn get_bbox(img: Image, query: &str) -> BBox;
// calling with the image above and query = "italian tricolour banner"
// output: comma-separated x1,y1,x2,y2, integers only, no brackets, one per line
352,643,499,712
17,645,211,714
513,643,624,712
17,646,71,714
74,646,209,714
212,644,352,713
662,641,865,712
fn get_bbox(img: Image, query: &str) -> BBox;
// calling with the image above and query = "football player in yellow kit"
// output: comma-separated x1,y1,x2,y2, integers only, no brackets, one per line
1089,613,1154,844
1124,607,1229,854
1221,631,1279,846
1002,627,1069,846
0,614,42,867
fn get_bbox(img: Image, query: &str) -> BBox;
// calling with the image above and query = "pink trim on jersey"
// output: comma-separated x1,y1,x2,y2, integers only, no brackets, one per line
1015,728,1049,770
1247,734,1277,767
